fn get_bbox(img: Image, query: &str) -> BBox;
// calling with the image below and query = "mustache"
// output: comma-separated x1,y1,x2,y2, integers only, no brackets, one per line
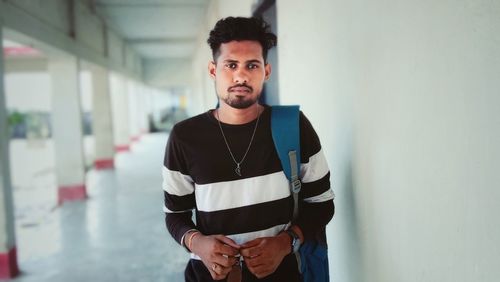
228,84,253,92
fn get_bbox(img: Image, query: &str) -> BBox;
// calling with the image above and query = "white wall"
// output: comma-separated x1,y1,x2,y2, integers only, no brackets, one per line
4,69,56,189
136,84,150,133
79,71,92,113
127,80,142,139
4,71,51,111
109,72,130,146
277,0,500,281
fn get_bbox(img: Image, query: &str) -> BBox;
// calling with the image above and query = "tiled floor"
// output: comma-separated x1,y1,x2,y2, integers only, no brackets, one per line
7,133,186,282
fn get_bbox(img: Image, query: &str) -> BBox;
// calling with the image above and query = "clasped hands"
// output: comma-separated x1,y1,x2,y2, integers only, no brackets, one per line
188,233,291,280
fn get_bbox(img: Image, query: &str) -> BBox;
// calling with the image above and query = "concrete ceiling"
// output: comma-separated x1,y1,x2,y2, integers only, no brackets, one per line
3,0,211,90
94,0,209,60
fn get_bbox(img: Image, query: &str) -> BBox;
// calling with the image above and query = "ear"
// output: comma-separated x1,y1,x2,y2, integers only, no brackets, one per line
265,63,272,81
208,61,216,79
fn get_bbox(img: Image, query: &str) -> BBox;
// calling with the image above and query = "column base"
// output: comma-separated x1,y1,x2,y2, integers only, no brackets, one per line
0,247,19,278
58,184,87,205
94,158,114,170
114,144,130,152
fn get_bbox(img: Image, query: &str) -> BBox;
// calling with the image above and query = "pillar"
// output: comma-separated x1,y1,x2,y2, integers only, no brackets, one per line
110,74,130,152
127,80,140,144
90,65,114,170
0,23,20,278
48,56,87,205
138,85,151,134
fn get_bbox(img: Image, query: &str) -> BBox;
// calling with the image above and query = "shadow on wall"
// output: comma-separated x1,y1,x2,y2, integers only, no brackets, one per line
331,160,364,282
343,162,363,282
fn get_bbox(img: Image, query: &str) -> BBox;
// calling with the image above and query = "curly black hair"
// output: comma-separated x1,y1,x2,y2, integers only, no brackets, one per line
207,17,277,62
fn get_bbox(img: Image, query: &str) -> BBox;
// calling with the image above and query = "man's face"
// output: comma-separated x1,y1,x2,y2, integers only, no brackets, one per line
209,40,271,109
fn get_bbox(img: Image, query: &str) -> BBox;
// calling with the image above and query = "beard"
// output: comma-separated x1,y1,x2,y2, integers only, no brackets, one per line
222,93,260,109
219,82,261,109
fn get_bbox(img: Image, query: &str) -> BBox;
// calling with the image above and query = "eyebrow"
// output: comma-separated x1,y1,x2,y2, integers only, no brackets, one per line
223,59,262,64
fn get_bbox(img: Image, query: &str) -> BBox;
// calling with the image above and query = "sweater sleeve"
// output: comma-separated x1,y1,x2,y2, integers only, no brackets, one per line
293,112,335,241
163,126,197,245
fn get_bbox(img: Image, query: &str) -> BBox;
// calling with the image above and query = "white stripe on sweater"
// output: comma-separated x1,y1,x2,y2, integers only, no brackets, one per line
195,171,290,212
303,189,335,203
300,148,329,183
162,166,194,196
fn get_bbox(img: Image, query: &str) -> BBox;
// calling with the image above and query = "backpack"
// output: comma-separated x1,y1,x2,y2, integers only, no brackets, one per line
271,105,330,282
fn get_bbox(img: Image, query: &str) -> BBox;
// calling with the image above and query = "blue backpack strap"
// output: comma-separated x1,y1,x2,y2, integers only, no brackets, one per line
272,105,330,282
271,105,301,220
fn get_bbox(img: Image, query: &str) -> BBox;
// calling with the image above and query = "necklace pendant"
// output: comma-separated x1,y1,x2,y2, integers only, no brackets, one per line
235,164,242,176
216,108,261,179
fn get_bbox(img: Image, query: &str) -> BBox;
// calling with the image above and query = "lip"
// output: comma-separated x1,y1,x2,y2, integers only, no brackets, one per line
229,86,251,93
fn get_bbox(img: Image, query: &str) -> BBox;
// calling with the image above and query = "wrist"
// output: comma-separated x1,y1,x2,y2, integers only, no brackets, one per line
181,229,197,252
285,228,302,254
278,231,293,255
186,231,201,253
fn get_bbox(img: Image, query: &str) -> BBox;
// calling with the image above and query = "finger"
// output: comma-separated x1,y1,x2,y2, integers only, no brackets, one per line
244,256,265,268
219,244,240,257
219,265,233,277
214,254,238,268
246,253,273,268
214,235,240,249
240,245,261,258
218,265,233,278
210,263,227,276
240,238,261,249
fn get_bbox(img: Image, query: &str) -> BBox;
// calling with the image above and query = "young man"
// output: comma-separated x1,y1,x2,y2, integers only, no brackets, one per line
163,17,335,281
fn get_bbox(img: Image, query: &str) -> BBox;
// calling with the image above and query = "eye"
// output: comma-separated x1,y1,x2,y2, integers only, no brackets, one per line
248,63,259,69
225,63,237,69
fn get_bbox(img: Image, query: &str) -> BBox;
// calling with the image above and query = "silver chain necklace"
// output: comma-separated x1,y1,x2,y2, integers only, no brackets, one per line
216,108,262,176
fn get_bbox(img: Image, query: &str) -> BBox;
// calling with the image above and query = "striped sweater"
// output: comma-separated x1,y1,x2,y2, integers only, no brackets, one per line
163,105,334,265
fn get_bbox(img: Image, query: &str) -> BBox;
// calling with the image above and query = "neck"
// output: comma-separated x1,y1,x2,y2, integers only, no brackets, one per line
215,103,263,125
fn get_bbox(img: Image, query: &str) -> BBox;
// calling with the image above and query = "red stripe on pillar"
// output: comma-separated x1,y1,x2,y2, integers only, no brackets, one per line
0,247,19,278
58,184,87,205
114,144,130,152
94,158,114,170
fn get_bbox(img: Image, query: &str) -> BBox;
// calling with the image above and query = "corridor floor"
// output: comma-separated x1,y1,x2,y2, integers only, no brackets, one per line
7,133,186,282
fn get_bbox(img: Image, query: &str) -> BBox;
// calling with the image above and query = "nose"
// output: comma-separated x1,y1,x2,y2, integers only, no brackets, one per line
233,68,249,84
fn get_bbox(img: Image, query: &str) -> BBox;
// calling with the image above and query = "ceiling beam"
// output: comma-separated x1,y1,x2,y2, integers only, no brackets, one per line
95,3,206,8
126,37,196,45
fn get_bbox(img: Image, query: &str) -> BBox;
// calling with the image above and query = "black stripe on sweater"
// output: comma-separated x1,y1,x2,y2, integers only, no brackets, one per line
196,196,293,235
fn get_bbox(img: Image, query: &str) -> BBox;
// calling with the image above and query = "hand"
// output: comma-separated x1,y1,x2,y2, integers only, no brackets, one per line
190,234,240,280
239,233,290,278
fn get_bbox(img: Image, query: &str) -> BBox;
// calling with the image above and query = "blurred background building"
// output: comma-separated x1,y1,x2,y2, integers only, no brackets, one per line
0,0,499,281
